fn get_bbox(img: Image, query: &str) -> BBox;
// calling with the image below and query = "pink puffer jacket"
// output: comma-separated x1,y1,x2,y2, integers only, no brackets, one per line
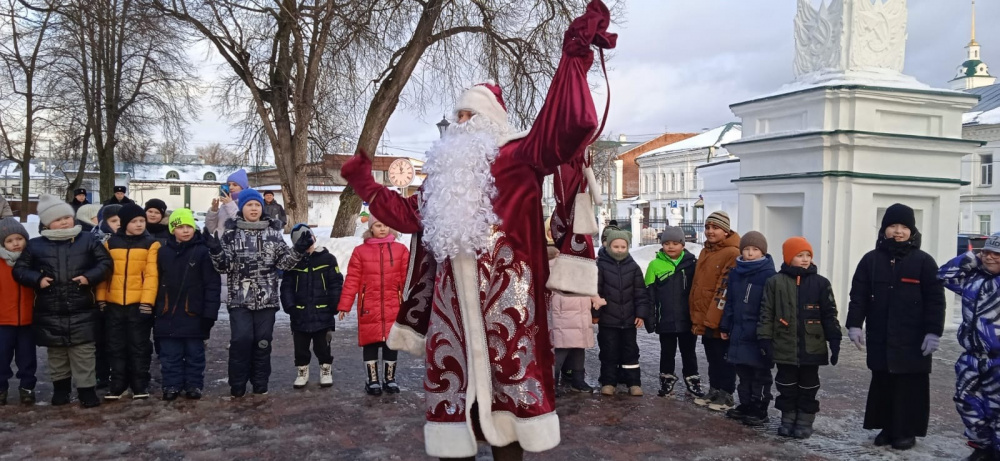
550,293,595,349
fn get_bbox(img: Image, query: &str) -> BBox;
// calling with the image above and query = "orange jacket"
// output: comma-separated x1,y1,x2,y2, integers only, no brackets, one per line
0,262,34,326
689,231,740,336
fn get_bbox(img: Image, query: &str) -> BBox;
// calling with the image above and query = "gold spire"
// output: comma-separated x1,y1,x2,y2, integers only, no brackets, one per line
971,0,978,46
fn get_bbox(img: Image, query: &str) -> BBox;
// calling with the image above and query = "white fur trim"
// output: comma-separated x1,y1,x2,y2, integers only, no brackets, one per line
546,254,598,297
457,86,510,133
424,422,478,458
386,323,426,357
488,411,561,452
499,130,529,146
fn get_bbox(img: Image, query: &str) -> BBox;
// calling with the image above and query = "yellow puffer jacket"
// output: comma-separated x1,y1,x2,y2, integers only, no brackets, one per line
96,232,160,305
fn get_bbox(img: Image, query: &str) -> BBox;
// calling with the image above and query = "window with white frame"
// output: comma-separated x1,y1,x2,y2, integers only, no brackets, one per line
660,173,666,192
679,171,686,191
980,214,992,235
982,154,993,187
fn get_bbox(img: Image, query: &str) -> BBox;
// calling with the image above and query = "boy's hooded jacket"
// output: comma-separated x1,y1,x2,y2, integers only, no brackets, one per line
595,246,651,328
759,263,842,366
211,215,303,310
96,229,161,306
281,247,344,333
155,231,222,339
645,249,697,334
689,231,741,336
721,255,777,368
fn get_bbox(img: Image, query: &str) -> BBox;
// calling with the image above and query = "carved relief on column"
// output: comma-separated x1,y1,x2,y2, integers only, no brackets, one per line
847,0,907,71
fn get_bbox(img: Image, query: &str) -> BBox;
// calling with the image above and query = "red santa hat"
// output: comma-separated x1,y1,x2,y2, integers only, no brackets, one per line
456,83,511,132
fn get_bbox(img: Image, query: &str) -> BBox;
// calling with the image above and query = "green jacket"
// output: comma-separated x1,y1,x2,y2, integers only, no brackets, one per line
758,264,842,366
645,250,685,286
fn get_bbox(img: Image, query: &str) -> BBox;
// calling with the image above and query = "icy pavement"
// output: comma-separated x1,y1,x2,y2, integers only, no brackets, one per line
0,309,973,460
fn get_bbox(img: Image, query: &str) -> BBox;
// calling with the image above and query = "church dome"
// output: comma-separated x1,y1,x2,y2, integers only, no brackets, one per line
958,59,990,78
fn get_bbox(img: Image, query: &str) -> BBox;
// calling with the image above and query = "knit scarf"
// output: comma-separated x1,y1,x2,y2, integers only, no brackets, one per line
0,247,20,266
236,219,270,230
41,225,82,241
365,235,396,245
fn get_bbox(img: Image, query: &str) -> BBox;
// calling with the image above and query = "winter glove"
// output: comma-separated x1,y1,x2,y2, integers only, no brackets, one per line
201,319,215,338
829,339,841,366
293,228,315,254
203,227,223,255
921,333,941,356
138,304,153,315
759,339,774,363
340,149,382,203
848,327,865,351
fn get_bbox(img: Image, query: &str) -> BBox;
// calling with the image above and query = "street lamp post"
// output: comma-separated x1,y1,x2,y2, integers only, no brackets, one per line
436,115,450,138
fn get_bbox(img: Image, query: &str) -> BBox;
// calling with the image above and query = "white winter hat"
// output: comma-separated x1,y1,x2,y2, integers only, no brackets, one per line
38,194,74,227
455,83,510,132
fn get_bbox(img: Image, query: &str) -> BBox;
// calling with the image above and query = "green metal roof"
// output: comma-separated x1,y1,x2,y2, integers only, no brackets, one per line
962,59,987,77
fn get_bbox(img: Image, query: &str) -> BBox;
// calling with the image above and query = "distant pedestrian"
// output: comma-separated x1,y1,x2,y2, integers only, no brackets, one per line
281,224,343,390
262,190,287,229
337,217,409,396
0,218,36,405
70,188,90,213
848,203,945,451
102,186,134,206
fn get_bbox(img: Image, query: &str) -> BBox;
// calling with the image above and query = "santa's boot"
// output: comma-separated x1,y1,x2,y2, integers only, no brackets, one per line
383,361,400,394
365,361,382,396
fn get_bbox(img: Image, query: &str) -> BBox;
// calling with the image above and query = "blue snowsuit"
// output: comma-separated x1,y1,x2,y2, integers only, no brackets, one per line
939,252,1000,453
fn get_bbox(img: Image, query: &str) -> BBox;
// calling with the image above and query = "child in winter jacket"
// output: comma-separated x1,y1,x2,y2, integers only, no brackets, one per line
76,203,101,233
940,232,1000,461
96,203,161,400
719,231,776,423
645,226,702,398
281,224,344,390
144,198,171,242
94,204,122,244
547,224,595,394
848,203,945,451
205,188,313,397
0,218,36,405
690,211,740,410
337,217,409,396
206,168,248,238
594,229,650,397
154,208,222,401
759,237,842,439
13,194,112,408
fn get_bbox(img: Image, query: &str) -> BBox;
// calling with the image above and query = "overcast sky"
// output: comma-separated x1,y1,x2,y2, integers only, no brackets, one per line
186,0,1000,158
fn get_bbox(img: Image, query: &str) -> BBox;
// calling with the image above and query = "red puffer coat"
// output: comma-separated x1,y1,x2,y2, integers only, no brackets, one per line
337,236,410,346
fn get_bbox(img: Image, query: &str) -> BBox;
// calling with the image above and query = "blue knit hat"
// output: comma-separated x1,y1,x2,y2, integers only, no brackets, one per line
237,188,265,212
227,169,249,190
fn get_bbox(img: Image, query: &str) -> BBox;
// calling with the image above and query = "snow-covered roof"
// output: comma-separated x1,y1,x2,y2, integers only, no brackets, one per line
964,83,1000,126
257,185,347,193
0,160,63,179
636,123,742,160
121,163,243,182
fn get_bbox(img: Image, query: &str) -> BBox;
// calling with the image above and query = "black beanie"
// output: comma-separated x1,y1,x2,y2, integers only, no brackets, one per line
144,198,167,214
117,204,146,228
881,203,916,233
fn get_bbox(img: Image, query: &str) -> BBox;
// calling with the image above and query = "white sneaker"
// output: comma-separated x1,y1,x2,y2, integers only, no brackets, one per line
319,364,333,388
294,365,309,389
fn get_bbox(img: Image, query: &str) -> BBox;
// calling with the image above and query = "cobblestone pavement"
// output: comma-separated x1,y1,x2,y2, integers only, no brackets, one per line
0,312,973,460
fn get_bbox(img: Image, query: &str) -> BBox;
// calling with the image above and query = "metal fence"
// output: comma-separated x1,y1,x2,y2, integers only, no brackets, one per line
606,217,706,246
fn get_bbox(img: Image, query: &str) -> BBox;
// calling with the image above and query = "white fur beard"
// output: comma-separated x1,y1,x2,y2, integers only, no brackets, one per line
420,115,504,263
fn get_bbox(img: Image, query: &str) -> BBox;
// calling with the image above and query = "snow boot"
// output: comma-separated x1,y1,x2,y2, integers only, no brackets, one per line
658,374,677,397
319,364,333,388
19,388,35,405
684,374,706,398
891,437,916,451
629,386,644,396
51,378,72,406
708,391,735,412
742,401,770,426
104,383,128,401
230,386,247,398
294,365,309,389
965,443,997,461
365,360,382,396
185,388,203,400
163,389,180,401
792,412,816,439
600,385,616,396
725,403,750,422
383,361,399,394
78,387,100,408
874,430,892,447
777,411,797,437
694,387,717,406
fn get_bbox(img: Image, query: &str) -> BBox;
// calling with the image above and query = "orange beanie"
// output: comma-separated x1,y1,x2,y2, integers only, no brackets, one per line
782,237,813,265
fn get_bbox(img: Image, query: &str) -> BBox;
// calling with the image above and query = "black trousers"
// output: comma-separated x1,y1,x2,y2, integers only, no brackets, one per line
362,341,398,361
597,326,640,387
105,303,154,392
659,331,698,377
293,329,332,366
735,364,773,406
702,336,736,393
228,307,276,391
554,348,586,386
864,371,930,438
95,310,110,385
774,364,820,414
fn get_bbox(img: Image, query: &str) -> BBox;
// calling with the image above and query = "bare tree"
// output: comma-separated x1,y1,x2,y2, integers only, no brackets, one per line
117,136,156,164
0,0,56,219
156,140,187,163
195,142,236,164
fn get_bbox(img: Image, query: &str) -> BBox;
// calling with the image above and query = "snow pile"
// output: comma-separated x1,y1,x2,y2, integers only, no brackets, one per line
969,107,1000,126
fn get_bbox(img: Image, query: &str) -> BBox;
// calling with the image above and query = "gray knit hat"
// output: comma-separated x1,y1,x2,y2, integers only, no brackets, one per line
76,203,102,223
740,230,768,255
604,228,632,248
0,217,28,245
37,194,75,227
660,226,685,244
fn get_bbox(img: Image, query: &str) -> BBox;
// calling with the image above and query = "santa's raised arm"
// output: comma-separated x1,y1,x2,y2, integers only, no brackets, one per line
340,1,616,458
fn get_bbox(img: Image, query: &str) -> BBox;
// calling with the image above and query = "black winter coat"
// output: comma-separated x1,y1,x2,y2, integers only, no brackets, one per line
847,233,945,374
71,198,90,213
154,232,222,339
280,248,344,333
103,196,134,206
145,222,171,243
647,251,696,334
595,247,651,329
13,230,112,347
721,255,777,368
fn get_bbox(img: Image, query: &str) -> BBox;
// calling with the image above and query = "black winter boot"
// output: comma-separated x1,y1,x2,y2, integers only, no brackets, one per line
965,443,997,461
383,361,400,394
0,390,6,405
777,411,797,437
658,374,677,397
365,361,382,396
19,388,35,405
741,401,770,426
51,379,72,406
684,375,706,398
793,412,816,439
725,404,750,422
78,387,100,408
